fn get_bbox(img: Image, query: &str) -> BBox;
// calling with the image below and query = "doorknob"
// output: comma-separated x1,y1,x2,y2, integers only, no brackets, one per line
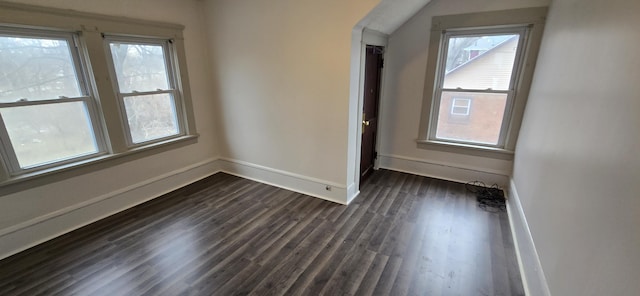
362,113,370,134
362,111,370,134
362,119,370,134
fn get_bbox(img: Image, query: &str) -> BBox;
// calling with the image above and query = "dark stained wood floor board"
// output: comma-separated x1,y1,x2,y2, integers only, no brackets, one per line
0,170,523,295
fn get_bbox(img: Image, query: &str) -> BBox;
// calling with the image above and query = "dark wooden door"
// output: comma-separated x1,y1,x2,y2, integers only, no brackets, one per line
360,45,384,186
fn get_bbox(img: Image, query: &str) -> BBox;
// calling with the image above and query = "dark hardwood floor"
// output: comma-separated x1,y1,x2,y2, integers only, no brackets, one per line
0,170,523,296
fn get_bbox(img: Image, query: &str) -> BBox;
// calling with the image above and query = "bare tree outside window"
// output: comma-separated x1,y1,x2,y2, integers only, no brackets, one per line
0,34,98,169
0,36,82,102
0,8,197,180
108,41,179,143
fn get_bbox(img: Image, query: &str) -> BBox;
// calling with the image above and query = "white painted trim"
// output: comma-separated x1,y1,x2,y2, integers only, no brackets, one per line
347,24,388,195
354,30,389,191
0,156,357,261
0,158,220,260
217,158,348,205
362,28,388,47
350,26,367,193
377,154,509,186
346,182,360,205
506,179,551,296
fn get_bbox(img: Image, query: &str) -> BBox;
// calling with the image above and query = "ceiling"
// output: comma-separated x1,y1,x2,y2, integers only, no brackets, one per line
359,0,433,34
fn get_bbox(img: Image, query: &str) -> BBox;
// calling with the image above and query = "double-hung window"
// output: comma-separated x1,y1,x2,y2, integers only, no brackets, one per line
432,28,526,146
105,38,183,145
0,28,104,174
418,7,547,154
0,2,198,187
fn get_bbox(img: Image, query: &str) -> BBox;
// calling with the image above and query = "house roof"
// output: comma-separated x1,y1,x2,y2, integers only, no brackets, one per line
446,35,518,76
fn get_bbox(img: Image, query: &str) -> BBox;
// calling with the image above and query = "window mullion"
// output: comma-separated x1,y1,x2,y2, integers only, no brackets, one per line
82,30,129,153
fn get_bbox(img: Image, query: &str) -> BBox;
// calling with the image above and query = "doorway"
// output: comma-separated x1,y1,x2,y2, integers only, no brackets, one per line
359,45,384,187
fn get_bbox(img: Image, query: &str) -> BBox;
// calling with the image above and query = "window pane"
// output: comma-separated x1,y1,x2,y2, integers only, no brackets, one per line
442,34,519,90
109,43,170,93
451,98,471,115
435,91,507,145
0,35,82,102
123,93,179,143
1,102,98,168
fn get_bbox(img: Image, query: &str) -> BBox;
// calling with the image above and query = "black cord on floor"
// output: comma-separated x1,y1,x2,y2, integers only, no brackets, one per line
465,181,506,212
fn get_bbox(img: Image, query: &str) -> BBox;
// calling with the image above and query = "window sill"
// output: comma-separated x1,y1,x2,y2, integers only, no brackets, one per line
0,134,199,196
416,139,514,160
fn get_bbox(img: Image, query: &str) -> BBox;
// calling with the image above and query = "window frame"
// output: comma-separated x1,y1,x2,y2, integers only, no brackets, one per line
0,2,199,191
429,27,528,148
0,27,108,175
417,7,548,158
103,36,186,147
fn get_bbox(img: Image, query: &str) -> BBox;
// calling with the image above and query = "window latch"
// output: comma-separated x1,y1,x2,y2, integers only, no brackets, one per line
17,98,28,102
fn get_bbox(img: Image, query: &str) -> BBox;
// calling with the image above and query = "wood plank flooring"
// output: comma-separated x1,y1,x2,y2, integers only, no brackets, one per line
0,170,523,295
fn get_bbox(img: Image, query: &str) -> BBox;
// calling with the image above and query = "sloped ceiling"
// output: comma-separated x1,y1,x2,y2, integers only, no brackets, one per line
359,0,433,34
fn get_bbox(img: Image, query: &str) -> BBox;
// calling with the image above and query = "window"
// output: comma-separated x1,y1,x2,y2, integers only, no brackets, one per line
450,97,471,116
105,38,182,145
434,29,525,146
418,7,547,153
0,29,104,173
0,2,197,185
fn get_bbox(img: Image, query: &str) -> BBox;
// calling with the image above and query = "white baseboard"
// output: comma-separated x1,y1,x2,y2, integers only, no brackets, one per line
0,157,352,261
377,154,509,187
506,179,551,296
0,158,220,261
346,182,359,205
217,158,348,205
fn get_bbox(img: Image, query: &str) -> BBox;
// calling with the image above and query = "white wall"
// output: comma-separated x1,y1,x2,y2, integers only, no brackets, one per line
512,0,640,294
203,0,379,191
378,0,549,184
0,0,219,258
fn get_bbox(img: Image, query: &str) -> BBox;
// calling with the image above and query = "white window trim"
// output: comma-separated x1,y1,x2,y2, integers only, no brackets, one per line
450,97,472,116
417,7,548,157
0,2,199,190
103,36,186,147
0,28,109,175
430,26,528,148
